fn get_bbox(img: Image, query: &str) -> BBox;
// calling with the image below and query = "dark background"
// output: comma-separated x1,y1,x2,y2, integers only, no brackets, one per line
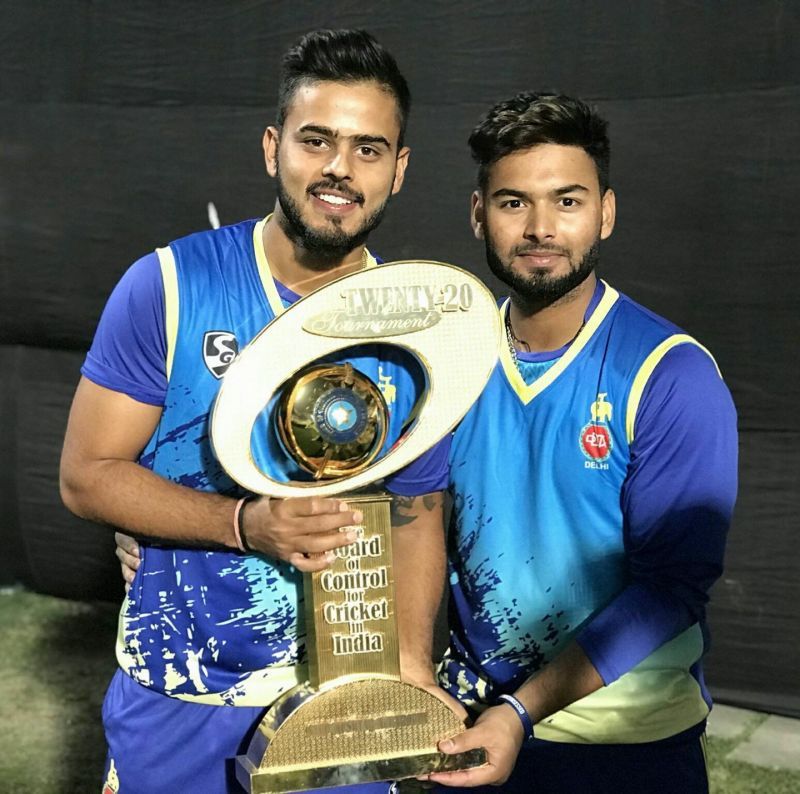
1,2,798,716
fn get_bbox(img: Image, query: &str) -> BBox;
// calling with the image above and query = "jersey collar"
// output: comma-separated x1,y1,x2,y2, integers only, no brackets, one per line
499,280,620,404
252,215,378,317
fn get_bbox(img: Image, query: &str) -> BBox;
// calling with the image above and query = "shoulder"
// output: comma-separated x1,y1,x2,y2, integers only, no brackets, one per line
603,287,734,443
166,219,259,262
168,218,258,246
107,251,165,316
609,288,684,338
631,333,735,447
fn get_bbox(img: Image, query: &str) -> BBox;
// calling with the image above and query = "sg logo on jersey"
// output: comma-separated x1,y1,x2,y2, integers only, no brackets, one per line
580,393,613,468
203,331,239,379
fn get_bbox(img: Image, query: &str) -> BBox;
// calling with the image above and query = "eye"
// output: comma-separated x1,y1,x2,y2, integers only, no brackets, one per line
357,145,380,158
559,197,580,208
499,198,525,209
304,137,328,149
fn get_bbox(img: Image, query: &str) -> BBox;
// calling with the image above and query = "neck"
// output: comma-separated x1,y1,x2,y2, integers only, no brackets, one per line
262,205,368,295
508,273,597,353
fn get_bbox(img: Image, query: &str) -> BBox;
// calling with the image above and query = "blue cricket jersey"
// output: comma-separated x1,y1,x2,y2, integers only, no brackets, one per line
84,217,444,707
438,280,737,744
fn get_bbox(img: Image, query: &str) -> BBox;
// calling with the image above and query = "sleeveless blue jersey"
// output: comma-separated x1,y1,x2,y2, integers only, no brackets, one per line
439,282,734,744
117,218,427,706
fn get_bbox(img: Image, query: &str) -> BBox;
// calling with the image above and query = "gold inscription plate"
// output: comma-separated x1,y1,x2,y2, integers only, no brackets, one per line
210,263,501,792
308,496,399,685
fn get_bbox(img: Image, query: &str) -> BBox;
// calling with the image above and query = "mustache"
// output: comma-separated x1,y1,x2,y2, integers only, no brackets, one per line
512,244,570,257
307,180,364,205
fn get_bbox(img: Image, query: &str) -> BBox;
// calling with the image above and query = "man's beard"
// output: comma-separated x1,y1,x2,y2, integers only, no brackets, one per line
276,170,391,268
485,235,600,310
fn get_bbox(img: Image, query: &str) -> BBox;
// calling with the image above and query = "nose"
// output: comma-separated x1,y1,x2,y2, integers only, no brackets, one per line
523,205,556,243
321,147,353,182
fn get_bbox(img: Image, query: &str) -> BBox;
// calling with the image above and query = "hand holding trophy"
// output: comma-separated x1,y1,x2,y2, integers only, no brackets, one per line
211,261,501,793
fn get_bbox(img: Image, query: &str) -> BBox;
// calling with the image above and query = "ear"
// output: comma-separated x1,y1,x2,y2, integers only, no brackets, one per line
391,146,411,195
470,191,485,240
600,188,616,240
263,126,280,178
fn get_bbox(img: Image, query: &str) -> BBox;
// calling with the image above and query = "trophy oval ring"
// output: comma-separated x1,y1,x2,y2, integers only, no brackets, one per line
211,261,501,498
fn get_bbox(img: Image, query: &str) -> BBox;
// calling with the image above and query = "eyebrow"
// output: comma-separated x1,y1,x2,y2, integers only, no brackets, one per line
554,184,589,195
297,124,392,150
490,188,529,200
490,184,590,200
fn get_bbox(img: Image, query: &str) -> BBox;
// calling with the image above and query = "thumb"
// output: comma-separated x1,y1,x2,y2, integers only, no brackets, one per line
438,727,479,755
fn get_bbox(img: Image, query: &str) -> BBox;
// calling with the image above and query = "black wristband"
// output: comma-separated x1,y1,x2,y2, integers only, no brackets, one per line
236,496,256,552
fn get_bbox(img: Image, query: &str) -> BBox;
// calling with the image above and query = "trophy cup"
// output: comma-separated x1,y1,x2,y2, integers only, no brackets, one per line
211,262,501,793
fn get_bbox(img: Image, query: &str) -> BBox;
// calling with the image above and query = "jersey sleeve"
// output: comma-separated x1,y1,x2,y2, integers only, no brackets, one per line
383,433,452,496
81,252,168,405
576,342,738,685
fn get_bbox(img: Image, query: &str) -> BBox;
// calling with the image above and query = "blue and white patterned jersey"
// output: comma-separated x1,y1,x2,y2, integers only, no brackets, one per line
438,280,737,744
85,217,440,706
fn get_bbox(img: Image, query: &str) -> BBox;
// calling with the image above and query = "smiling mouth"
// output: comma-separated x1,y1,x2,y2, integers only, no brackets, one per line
315,192,357,207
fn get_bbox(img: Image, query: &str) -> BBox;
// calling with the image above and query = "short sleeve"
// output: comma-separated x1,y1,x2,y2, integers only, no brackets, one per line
81,252,168,405
383,434,452,496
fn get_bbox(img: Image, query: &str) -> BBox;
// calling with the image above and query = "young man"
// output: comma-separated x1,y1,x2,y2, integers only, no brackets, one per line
425,94,738,792
60,30,450,794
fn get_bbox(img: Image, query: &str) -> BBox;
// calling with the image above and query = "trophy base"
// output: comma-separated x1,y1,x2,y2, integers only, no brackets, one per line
237,748,486,794
235,677,486,793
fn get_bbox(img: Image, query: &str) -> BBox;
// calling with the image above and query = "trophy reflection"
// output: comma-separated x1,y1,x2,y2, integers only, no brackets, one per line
210,262,501,793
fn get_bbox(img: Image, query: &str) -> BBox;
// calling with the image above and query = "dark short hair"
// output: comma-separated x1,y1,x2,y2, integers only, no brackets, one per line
469,93,610,193
278,29,411,149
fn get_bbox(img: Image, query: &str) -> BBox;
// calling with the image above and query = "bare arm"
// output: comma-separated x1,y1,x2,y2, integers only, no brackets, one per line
390,492,446,685
390,492,466,720
61,377,361,571
430,642,602,787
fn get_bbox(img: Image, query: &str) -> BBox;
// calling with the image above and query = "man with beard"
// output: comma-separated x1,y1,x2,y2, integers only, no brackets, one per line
423,94,738,792
60,29,451,794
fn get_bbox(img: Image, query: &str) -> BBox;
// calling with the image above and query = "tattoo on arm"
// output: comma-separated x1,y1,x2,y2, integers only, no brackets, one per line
391,492,443,528
391,495,416,527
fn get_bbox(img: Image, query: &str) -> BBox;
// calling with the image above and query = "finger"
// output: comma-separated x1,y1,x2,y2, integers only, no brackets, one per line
290,510,364,535
295,528,361,554
300,499,364,528
114,532,141,558
288,551,336,572
280,497,348,517
427,768,490,787
116,549,141,570
119,560,135,585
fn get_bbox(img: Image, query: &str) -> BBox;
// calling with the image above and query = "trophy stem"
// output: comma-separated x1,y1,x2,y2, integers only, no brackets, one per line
305,493,400,688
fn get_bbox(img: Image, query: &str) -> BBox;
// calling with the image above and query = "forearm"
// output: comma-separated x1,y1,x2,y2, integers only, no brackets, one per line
391,491,446,683
513,641,603,724
61,456,236,547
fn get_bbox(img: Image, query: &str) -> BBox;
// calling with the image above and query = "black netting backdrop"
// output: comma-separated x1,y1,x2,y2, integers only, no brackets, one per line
1,1,797,716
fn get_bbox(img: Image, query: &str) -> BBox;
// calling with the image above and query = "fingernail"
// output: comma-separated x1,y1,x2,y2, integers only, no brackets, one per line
325,551,336,562
352,510,363,524
440,739,454,752
345,531,357,541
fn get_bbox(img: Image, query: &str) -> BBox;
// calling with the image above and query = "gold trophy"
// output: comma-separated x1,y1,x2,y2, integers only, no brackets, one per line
211,262,501,793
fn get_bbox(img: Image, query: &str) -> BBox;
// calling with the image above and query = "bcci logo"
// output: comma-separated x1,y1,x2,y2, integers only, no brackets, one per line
203,331,239,378
580,393,613,466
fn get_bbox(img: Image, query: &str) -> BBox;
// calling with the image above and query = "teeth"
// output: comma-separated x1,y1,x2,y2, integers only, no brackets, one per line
317,193,353,206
